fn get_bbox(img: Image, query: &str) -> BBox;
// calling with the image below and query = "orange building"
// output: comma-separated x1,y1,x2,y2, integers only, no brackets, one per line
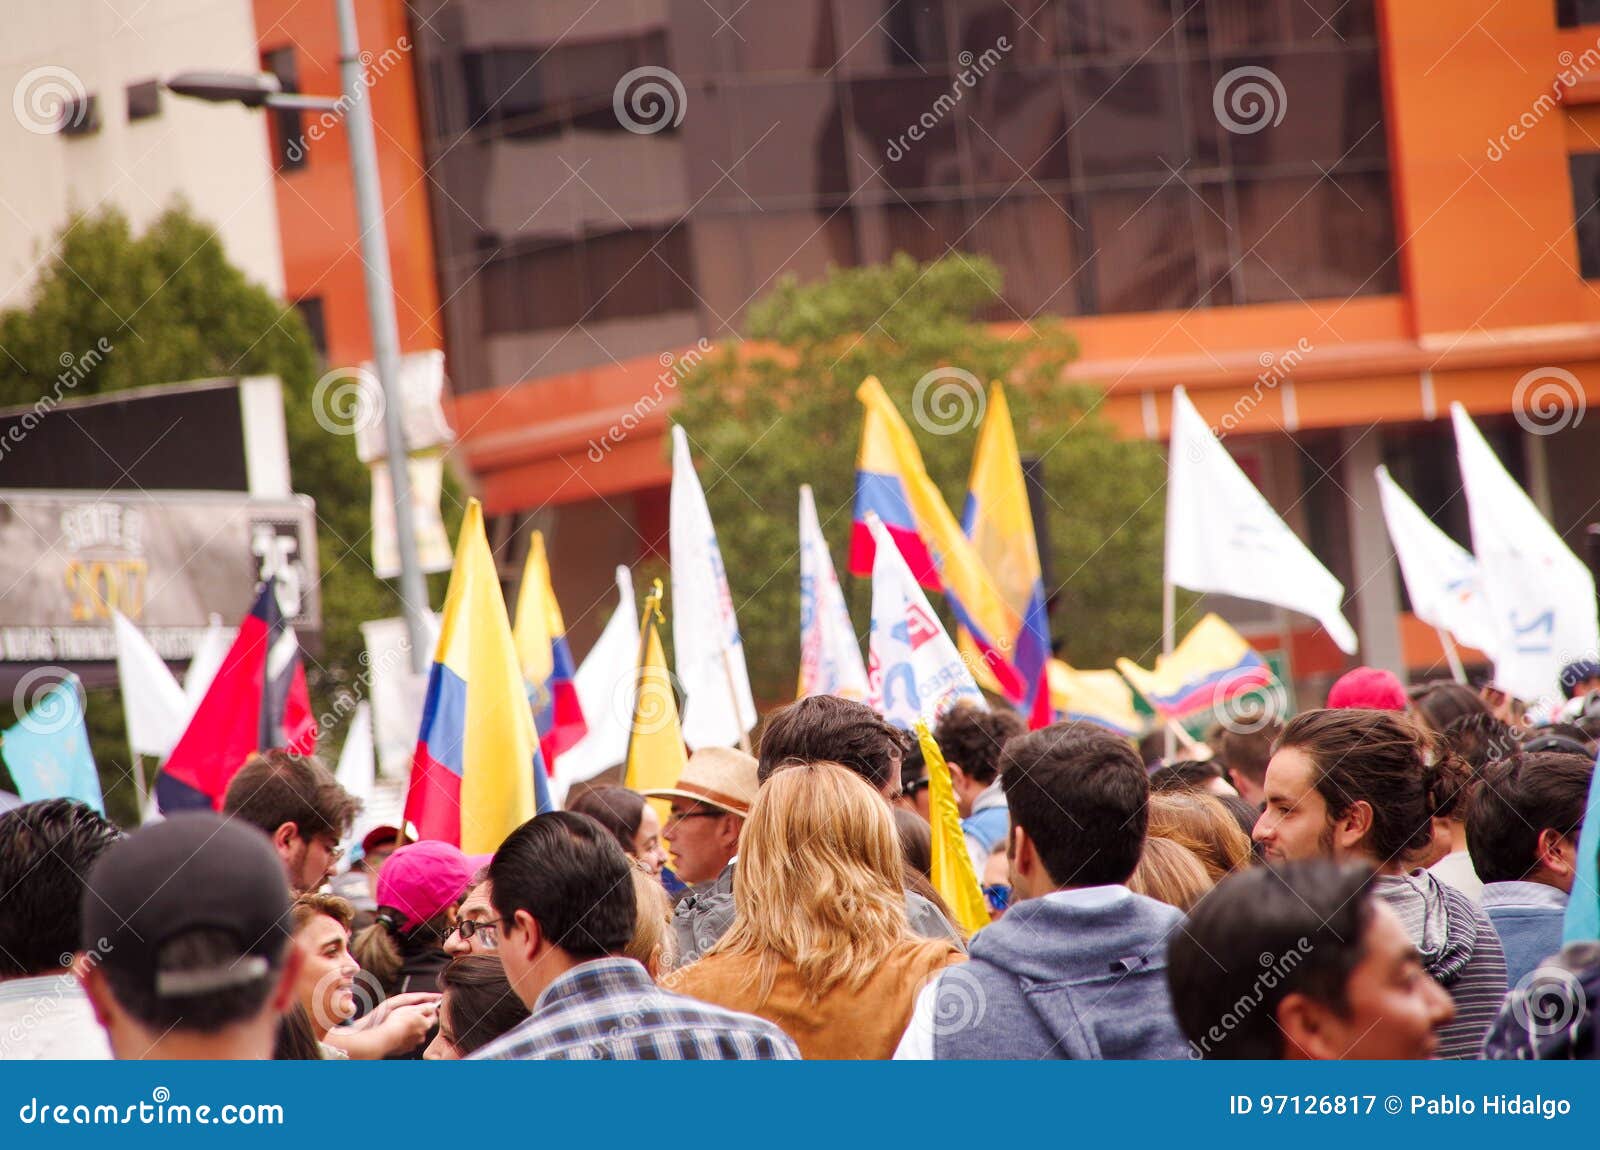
253,0,441,369
401,3,1600,703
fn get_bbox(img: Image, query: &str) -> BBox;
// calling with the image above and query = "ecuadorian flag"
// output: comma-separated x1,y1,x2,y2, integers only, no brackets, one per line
851,376,1027,705
406,499,550,854
1047,660,1146,739
514,530,586,769
963,381,1052,728
1116,614,1274,723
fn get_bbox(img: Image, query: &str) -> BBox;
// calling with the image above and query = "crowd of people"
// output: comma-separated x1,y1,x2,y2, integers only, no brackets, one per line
2,660,1598,1061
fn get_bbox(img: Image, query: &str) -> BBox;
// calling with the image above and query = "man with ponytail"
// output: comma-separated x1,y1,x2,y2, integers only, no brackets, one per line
1252,709,1508,1058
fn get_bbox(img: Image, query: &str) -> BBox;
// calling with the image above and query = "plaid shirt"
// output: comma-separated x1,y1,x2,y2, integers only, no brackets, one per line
470,957,801,1061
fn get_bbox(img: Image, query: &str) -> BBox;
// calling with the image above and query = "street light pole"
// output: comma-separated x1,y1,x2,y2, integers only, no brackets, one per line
334,0,430,674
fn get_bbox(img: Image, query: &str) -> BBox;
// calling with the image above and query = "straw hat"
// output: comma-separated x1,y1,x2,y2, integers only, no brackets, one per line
640,746,759,817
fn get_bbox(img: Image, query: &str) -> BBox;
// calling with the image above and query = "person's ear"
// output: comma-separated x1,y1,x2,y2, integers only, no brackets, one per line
719,814,742,851
270,944,305,1013
78,962,117,1028
1537,829,1578,880
1011,826,1039,880
513,909,543,962
1332,801,1374,856
1275,992,1344,1060
272,822,300,857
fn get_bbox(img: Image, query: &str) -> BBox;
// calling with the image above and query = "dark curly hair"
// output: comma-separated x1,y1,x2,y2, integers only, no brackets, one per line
933,701,1026,785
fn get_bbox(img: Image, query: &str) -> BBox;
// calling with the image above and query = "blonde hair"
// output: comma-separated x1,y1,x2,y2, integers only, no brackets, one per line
711,760,911,1002
1146,791,1252,882
624,868,676,977
1127,837,1214,912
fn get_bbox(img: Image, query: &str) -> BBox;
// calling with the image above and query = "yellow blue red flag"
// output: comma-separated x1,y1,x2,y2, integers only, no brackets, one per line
1115,614,1274,724
514,530,587,768
1047,660,1147,739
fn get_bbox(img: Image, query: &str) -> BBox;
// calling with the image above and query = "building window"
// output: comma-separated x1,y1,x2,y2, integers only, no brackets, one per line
294,297,328,360
1570,153,1600,278
126,79,160,122
262,46,305,171
58,93,99,136
1559,1,1600,27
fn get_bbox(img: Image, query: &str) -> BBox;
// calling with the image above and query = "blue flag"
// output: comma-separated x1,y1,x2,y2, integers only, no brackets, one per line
1562,753,1600,944
1,679,103,814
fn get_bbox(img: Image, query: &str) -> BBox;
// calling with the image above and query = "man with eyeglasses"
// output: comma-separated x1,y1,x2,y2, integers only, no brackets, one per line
444,872,500,957
223,749,362,894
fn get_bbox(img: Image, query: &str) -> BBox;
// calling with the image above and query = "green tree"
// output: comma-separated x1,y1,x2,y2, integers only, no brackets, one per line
669,253,1169,706
0,205,401,823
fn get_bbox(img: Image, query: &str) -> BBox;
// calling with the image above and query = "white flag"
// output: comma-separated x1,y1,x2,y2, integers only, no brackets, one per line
552,567,638,805
670,425,758,749
866,513,985,729
335,701,376,850
1374,465,1498,657
1451,404,1599,702
1166,386,1358,654
113,612,189,758
183,615,233,713
798,484,869,701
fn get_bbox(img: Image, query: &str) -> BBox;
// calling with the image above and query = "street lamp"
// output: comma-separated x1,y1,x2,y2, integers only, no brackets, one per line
168,0,431,674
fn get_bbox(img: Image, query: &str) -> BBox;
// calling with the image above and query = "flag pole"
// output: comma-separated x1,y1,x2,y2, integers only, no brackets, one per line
1437,627,1468,685
1162,577,1176,759
719,648,752,754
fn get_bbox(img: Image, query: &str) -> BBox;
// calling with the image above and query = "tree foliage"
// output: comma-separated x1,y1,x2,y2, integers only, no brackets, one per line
669,253,1169,705
0,205,397,821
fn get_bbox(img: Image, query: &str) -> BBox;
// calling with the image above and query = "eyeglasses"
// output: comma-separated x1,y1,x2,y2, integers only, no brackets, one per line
311,836,345,864
901,778,930,798
664,808,725,828
981,884,1012,913
454,919,499,947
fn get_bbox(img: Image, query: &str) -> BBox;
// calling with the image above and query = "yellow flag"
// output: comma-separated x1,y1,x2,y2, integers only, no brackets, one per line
625,580,689,799
917,719,990,936
513,530,557,694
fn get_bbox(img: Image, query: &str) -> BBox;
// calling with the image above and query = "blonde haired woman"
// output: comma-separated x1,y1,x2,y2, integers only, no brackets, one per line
666,761,964,1058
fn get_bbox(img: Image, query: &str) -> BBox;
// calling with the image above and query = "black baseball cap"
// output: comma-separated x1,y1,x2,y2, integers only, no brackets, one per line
81,813,292,1001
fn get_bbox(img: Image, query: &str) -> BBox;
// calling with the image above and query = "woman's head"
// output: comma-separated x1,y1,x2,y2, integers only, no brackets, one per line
1127,837,1214,912
1147,791,1252,882
1254,709,1469,870
623,868,676,977
289,893,359,1037
717,760,911,999
568,786,668,876
352,842,473,991
423,956,530,1059
1409,681,1489,736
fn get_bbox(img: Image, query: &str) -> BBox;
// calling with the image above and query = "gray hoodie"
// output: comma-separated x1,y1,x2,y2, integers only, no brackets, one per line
1373,870,1508,1059
931,886,1189,1060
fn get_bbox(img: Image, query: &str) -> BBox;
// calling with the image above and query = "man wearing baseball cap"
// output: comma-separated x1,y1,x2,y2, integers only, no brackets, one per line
78,813,301,1060
642,747,757,965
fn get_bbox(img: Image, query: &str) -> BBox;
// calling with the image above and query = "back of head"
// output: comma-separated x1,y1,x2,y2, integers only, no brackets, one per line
566,786,646,855
439,956,531,1056
1466,752,1594,884
489,811,635,962
1442,712,1519,773
1168,861,1377,1058
222,749,360,843
1205,716,1282,790
1327,666,1408,712
723,761,909,997
1522,723,1598,758
624,868,674,973
999,722,1148,887
1277,708,1466,865
1127,838,1213,912
0,799,119,977
933,701,1025,785
1146,791,1252,882
82,813,292,1037
756,695,904,792
1147,759,1226,794
1409,681,1490,736
893,806,932,878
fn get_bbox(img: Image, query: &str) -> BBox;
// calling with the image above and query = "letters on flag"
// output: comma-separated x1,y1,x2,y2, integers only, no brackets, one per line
798,484,869,701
